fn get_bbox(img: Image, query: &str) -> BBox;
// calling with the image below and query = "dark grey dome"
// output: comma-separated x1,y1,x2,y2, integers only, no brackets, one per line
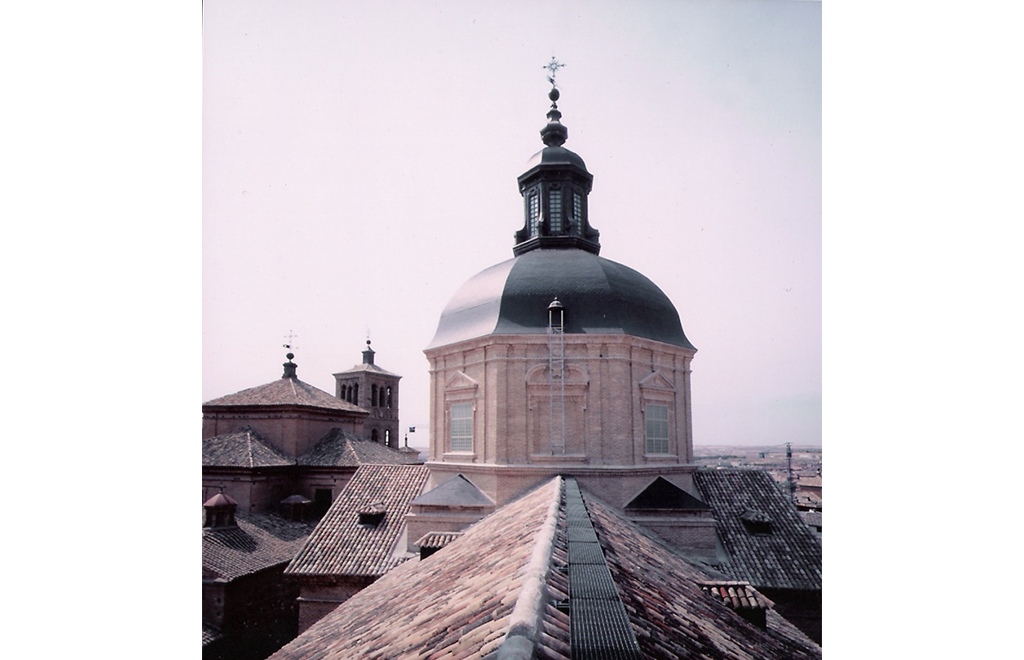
523,146,588,172
428,248,694,350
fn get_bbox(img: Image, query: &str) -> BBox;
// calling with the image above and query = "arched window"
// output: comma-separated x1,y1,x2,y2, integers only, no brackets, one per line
353,384,358,405
372,384,378,407
385,429,391,447
386,386,392,409
371,428,379,443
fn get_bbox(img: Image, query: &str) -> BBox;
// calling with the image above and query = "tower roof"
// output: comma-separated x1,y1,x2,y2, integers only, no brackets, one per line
334,340,401,378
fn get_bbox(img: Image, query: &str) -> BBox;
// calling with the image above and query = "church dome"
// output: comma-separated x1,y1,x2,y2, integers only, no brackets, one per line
429,65,694,352
427,248,694,350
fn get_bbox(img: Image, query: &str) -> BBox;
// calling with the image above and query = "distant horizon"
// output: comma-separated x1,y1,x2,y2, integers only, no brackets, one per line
398,440,823,451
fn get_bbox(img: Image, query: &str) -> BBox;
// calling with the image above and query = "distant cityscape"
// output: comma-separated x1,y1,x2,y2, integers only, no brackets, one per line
694,444,822,536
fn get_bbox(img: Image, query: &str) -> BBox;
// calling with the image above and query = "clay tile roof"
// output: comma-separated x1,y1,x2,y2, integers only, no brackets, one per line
203,377,367,414
203,492,237,508
203,511,315,581
333,362,400,377
285,464,430,577
272,478,567,660
269,477,820,660
297,428,423,467
694,469,822,591
584,491,821,659
203,429,293,468
699,581,773,612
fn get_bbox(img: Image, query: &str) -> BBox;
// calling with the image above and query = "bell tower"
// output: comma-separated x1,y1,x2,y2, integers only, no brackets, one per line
334,340,402,447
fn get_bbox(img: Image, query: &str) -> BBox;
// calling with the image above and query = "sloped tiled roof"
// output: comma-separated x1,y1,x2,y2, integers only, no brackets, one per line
203,428,293,468
268,477,821,660
582,488,821,659
272,478,567,660
203,377,366,414
798,475,822,488
202,623,225,647
297,428,423,467
203,511,315,581
333,362,399,377
286,464,430,577
694,469,823,591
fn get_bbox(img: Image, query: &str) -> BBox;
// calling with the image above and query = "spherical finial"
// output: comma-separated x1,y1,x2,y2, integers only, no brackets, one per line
366,339,372,347
286,352,294,361
549,88,560,103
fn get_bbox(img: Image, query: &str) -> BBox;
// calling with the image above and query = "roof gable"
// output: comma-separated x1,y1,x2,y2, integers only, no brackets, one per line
624,476,711,511
411,474,495,507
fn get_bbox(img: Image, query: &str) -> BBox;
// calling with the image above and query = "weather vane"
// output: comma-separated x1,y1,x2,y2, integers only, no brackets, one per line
543,56,565,87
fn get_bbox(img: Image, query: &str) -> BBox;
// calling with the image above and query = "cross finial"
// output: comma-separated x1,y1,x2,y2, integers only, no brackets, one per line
283,330,297,351
543,56,565,87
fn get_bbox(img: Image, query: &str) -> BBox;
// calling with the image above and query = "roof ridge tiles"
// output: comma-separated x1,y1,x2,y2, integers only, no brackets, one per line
496,476,563,659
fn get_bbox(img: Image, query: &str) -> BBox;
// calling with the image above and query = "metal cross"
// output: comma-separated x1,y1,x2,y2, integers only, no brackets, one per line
283,330,298,351
543,56,565,86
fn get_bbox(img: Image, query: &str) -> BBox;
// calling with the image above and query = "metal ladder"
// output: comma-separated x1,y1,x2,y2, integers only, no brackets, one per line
548,305,565,454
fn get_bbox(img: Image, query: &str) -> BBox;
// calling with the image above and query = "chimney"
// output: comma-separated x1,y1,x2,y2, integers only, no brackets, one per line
203,491,238,528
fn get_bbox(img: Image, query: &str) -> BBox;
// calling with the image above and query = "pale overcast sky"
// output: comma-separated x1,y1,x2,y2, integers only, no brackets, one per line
203,0,822,447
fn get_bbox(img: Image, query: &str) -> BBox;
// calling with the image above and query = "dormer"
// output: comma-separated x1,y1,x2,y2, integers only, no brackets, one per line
740,508,773,535
203,492,238,529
